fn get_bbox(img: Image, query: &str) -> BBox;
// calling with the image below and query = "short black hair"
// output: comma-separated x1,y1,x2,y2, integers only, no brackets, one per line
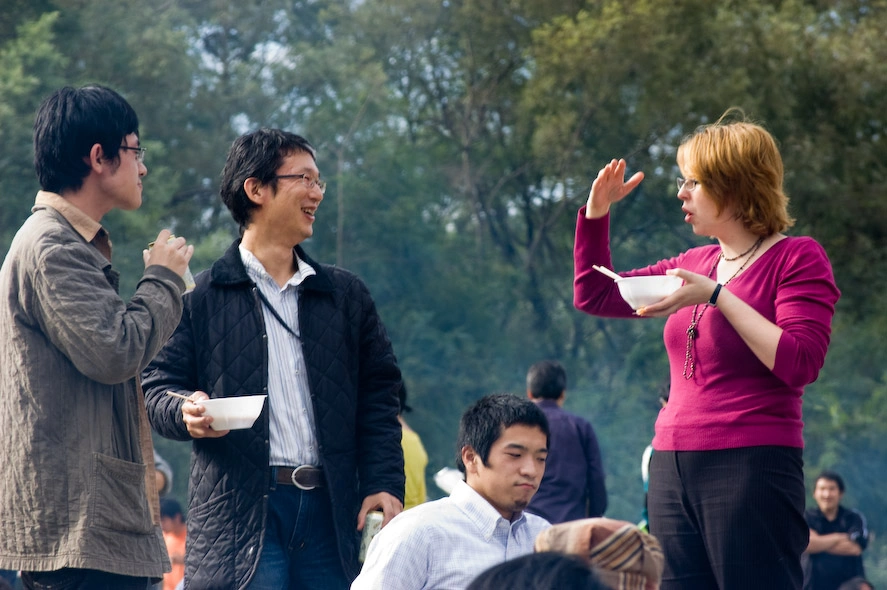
219,128,316,231
467,552,605,590
455,393,549,474
526,360,566,400
33,85,140,194
816,470,846,493
160,497,184,520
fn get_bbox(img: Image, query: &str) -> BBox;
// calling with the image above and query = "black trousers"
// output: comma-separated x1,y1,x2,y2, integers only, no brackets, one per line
648,446,808,590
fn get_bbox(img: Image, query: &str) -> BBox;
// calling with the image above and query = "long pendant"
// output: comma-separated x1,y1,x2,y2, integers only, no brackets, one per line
682,237,765,380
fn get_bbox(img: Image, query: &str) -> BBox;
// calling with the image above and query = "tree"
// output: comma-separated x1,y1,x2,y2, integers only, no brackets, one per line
0,13,67,254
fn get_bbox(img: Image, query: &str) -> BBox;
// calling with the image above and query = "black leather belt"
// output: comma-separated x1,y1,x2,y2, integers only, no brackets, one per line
276,466,324,490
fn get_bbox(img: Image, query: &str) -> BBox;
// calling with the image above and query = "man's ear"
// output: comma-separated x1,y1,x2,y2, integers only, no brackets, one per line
86,143,105,172
461,446,479,476
243,177,266,205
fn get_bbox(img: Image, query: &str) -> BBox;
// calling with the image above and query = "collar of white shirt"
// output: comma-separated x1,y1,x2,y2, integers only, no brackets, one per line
449,479,530,541
239,245,316,288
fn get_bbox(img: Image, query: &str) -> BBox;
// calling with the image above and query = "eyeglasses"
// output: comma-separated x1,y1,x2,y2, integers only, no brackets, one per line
120,145,146,163
676,177,700,192
274,174,327,194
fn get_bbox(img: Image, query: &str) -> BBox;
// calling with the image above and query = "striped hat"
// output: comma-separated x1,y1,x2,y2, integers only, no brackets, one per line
534,518,664,590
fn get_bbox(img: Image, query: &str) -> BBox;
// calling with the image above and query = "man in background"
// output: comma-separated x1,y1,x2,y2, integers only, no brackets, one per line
353,394,551,590
399,384,428,509
0,84,193,589
804,470,869,590
525,360,606,523
154,450,174,497
159,498,187,590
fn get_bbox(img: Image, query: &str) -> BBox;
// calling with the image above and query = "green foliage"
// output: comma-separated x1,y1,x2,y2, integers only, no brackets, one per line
0,12,66,252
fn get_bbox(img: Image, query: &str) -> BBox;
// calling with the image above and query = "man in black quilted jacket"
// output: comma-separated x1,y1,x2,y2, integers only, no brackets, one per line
143,128,405,590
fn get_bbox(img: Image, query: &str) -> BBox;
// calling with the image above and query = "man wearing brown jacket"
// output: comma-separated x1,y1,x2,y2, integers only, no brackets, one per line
0,85,193,590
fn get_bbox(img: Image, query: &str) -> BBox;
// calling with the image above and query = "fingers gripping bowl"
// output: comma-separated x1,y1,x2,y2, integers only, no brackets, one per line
197,395,267,430
615,275,683,310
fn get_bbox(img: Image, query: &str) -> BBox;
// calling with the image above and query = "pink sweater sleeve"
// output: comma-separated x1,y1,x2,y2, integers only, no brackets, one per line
573,207,689,317
573,208,637,318
771,238,840,387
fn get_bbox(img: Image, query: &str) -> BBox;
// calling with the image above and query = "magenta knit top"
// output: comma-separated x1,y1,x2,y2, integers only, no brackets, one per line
573,209,840,451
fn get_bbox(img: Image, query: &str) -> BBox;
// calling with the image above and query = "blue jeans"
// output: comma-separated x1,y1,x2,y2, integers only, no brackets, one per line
247,480,350,590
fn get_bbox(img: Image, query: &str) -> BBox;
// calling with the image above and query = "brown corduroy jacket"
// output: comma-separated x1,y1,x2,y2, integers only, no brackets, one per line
0,194,183,577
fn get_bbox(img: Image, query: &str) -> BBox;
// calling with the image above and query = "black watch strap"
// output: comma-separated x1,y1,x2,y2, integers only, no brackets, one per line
709,283,723,306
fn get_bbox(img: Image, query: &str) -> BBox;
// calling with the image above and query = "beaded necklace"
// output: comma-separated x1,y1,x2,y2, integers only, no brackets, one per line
721,238,762,261
681,237,764,380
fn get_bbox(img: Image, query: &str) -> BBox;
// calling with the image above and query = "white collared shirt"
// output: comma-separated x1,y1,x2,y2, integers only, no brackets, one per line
352,480,551,590
240,245,319,467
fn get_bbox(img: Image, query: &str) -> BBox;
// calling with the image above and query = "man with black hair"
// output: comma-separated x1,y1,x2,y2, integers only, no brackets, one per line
159,498,186,590
143,128,404,590
353,393,551,590
804,470,869,590
0,85,193,589
467,552,606,590
524,360,606,523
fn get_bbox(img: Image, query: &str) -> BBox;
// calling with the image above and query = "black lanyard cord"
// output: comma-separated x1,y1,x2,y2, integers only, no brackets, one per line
254,287,301,340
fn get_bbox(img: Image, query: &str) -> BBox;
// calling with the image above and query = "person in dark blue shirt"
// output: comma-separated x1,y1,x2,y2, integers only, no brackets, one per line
524,360,607,523
803,471,868,590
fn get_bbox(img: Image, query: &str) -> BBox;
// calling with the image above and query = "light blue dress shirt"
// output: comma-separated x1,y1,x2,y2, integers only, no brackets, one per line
352,480,551,590
240,246,319,467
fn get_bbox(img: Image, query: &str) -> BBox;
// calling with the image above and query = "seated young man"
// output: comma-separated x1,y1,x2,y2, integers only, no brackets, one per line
352,394,551,590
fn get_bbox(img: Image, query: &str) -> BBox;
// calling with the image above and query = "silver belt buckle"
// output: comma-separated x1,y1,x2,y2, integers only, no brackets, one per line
290,465,316,490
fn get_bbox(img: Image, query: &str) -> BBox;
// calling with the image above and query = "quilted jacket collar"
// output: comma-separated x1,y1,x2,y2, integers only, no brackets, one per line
210,239,334,293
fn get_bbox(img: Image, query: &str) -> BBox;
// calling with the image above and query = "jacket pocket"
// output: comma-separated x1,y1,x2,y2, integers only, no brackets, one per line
88,452,153,534
186,490,237,585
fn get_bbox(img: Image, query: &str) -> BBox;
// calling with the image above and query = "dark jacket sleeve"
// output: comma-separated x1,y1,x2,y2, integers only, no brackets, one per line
142,295,198,442
353,278,405,503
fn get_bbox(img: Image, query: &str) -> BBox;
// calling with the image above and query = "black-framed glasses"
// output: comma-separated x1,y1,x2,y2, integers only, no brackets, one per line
120,145,146,163
676,177,700,192
274,173,327,194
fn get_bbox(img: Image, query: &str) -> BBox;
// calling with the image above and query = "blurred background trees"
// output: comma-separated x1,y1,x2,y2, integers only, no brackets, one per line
2,0,886,581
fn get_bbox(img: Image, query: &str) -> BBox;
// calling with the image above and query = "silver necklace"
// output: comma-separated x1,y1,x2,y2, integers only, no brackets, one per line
682,237,764,380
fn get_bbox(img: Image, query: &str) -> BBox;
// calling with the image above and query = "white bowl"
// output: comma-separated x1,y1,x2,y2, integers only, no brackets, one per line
197,395,267,431
615,275,683,310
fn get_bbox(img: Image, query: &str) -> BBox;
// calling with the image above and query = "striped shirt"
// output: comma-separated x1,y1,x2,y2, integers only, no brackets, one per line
352,480,550,589
240,246,319,467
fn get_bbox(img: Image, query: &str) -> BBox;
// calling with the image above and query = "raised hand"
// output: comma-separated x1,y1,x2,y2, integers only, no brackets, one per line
586,158,645,219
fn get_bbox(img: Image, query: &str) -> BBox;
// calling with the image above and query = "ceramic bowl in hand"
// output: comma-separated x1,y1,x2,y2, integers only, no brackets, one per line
615,275,683,310
197,395,267,431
